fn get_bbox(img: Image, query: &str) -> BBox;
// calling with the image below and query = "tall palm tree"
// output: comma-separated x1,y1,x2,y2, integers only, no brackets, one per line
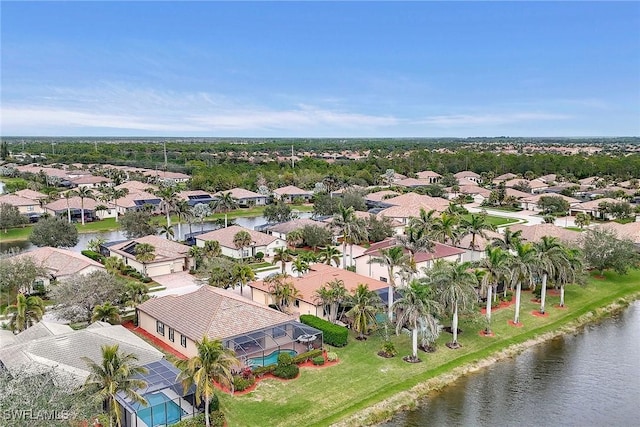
153,185,179,228
397,226,434,277
73,186,94,226
556,247,585,308
233,230,253,261
272,247,294,273
203,240,222,259
134,243,155,277
508,241,538,325
210,192,238,228
291,258,309,277
392,280,442,361
174,199,191,241
408,207,438,237
430,260,479,348
477,246,511,334
123,281,149,325
314,279,348,322
346,217,368,268
176,337,239,427
91,302,121,324
318,245,341,267
286,229,304,249
460,214,496,260
266,273,300,312
533,236,569,314
346,283,383,340
491,228,523,251
368,245,410,322
431,212,461,245
109,187,129,222
4,293,45,333
332,205,358,269
159,224,175,241
83,344,148,427
233,263,255,296
63,191,73,223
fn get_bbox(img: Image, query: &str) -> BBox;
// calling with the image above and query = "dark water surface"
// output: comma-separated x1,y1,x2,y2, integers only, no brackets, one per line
383,301,640,427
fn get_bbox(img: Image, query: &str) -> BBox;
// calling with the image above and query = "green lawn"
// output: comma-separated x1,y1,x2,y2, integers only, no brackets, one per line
219,270,640,427
462,214,518,227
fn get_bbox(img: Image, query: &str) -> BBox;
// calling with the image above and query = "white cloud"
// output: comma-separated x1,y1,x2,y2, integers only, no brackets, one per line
417,112,572,127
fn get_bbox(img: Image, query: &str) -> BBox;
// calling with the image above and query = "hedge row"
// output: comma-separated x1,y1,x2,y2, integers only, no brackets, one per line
292,348,323,364
81,250,104,263
300,315,348,347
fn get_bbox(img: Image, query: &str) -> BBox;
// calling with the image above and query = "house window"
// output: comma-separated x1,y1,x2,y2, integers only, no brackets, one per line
156,321,165,336
380,277,388,283
294,299,300,308
169,328,174,342
27,206,34,212
180,335,187,348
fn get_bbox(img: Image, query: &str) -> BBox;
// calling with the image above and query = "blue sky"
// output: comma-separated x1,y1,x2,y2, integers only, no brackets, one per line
1,1,639,137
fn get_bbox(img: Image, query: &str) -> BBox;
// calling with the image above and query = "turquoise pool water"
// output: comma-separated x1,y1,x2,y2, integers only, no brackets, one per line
137,391,185,427
248,349,297,367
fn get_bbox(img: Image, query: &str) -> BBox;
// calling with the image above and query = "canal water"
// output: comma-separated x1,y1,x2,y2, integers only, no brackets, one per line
383,300,640,427
0,213,311,253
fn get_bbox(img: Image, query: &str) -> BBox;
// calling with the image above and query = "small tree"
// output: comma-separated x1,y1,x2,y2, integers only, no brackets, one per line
0,255,48,299
5,293,45,333
119,210,157,239
0,202,28,232
92,302,122,324
574,212,591,229
264,200,295,223
29,216,79,248
537,196,570,216
581,228,639,276
301,224,332,250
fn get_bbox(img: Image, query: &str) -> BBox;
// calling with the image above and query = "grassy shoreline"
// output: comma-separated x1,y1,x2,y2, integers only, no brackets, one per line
219,271,640,427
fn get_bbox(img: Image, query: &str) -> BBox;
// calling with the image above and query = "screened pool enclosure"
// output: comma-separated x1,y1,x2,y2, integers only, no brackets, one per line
225,320,323,368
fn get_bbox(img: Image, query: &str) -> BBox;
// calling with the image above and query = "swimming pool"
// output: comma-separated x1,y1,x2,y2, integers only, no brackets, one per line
136,391,186,427
248,349,297,367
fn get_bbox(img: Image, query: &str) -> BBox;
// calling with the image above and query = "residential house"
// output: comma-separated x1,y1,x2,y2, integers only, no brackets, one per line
493,173,518,183
377,193,451,226
137,286,321,362
195,225,286,258
365,190,400,209
103,235,194,277
569,197,619,220
142,170,191,185
415,171,442,184
70,175,113,189
395,178,431,189
178,190,217,207
0,321,163,386
454,171,481,183
272,185,314,203
506,224,581,245
519,194,581,212
456,229,504,262
265,218,328,241
354,238,465,282
250,263,389,319
44,195,117,221
215,188,268,207
598,222,640,250
0,194,44,221
10,246,105,289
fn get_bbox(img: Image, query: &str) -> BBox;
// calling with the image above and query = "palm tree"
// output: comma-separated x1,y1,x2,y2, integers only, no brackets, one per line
108,187,129,223
314,279,348,322
63,191,73,223
266,273,300,312
233,230,253,261
292,258,309,277
431,212,460,245
233,263,255,296
332,205,358,269
91,302,121,324
153,185,179,228
477,246,511,334
123,281,149,325
159,224,175,240
393,280,442,361
346,283,383,340
397,226,434,277
408,207,438,237
508,241,538,325
368,245,409,322
574,212,591,229
83,344,148,427
4,293,45,333
211,192,238,228
286,229,304,249
318,245,341,267
556,247,585,308
174,199,191,241
203,240,222,259
460,214,496,260
345,217,368,268
533,236,569,315
134,243,155,277
491,228,523,251
430,260,479,348
176,337,240,427
272,247,294,273
73,186,94,226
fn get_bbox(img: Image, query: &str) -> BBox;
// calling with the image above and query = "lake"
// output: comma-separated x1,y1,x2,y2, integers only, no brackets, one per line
382,300,640,427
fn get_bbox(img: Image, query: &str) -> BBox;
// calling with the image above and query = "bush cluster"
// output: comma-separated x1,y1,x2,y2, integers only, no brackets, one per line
292,348,323,364
273,351,299,379
326,351,338,362
300,315,348,347
251,364,276,377
312,356,325,366
233,375,255,392
81,250,104,263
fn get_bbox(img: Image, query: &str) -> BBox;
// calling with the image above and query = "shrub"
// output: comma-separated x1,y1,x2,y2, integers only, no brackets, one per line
81,250,104,263
277,352,293,366
141,276,152,283
300,314,348,347
381,341,397,357
326,351,338,362
252,364,276,377
533,286,543,298
312,356,325,366
255,251,264,261
173,412,224,427
209,393,219,412
292,349,323,364
273,363,299,379
233,374,256,391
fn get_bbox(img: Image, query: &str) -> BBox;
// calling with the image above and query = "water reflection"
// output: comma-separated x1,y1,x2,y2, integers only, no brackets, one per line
384,302,640,427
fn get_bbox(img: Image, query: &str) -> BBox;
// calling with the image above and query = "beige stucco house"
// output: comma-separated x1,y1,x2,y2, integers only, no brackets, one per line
195,225,286,258
272,185,313,203
103,235,194,277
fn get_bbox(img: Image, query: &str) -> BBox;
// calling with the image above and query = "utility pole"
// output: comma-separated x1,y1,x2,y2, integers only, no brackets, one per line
291,145,294,169
164,141,168,170
51,141,55,155
94,141,98,153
